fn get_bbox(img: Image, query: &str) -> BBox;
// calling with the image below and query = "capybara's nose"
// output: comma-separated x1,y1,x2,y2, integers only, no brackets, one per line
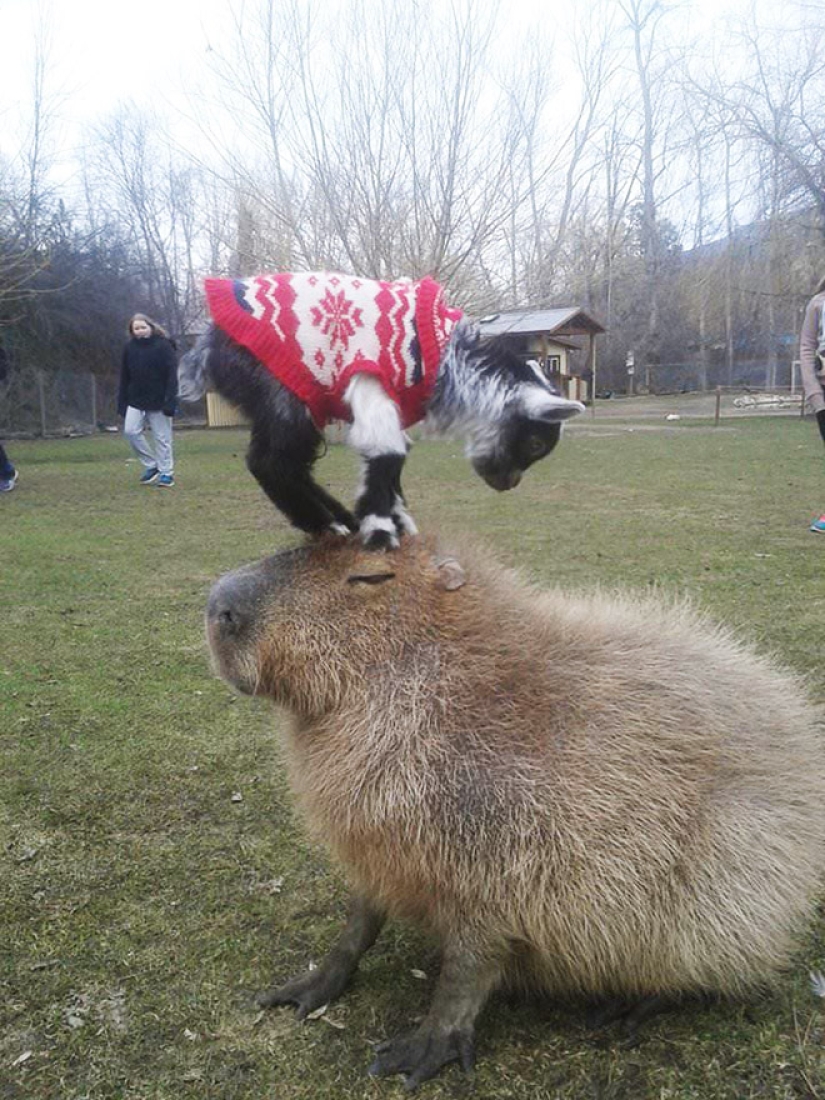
209,599,240,635
207,571,256,638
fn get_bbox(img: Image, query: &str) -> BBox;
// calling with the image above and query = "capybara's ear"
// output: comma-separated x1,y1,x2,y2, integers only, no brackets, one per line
433,555,466,591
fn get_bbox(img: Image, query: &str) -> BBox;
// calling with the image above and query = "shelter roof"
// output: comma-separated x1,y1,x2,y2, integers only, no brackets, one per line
478,307,605,338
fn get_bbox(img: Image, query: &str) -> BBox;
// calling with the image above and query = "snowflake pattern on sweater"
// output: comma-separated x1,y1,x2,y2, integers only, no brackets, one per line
204,271,462,428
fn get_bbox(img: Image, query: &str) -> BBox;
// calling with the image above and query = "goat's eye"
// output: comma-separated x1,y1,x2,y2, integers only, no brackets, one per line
526,436,547,458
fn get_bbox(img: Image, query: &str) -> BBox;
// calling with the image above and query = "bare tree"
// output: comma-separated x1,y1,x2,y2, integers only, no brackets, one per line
86,105,205,335
0,4,63,319
733,7,825,238
522,3,625,307
193,0,588,308
616,0,681,391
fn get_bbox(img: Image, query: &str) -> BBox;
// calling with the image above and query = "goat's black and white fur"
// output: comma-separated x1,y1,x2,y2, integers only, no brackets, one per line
179,320,583,549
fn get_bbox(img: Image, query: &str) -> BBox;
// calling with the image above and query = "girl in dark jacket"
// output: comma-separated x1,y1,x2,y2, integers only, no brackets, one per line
118,314,178,486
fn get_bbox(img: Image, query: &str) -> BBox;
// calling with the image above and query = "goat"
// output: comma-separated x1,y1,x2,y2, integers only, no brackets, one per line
205,534,825,1089
179,272,584,549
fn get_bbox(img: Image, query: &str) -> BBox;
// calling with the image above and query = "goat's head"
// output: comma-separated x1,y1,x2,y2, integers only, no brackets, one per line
464,341,584,491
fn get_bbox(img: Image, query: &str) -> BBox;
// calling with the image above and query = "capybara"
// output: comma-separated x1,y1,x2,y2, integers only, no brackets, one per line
205,535,825,1088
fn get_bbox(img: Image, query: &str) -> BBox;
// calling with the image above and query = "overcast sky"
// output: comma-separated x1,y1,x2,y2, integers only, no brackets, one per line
0,0,227,161
0,0,752,172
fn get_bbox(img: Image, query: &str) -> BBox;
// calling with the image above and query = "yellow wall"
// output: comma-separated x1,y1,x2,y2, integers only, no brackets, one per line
206,393,249,427
569,376,589,402
526,338,571,377
524,339,588,401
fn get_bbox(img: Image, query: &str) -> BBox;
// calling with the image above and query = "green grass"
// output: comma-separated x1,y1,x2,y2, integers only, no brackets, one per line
2,417,825,1099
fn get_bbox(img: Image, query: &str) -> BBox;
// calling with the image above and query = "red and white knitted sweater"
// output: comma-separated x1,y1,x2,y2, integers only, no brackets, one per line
204,272,463,428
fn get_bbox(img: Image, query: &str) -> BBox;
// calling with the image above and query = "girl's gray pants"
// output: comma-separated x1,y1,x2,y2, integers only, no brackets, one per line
123,406,174,475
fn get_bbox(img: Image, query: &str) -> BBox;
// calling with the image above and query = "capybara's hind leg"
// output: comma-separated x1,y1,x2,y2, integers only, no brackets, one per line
258,896,385,1019
587,992,675,1038
369,940,503,1089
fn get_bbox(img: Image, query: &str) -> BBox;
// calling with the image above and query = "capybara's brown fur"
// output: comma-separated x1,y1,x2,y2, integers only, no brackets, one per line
206,535,825,1087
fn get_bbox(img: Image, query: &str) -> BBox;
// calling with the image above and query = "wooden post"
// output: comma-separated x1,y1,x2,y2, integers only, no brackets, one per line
37,370,47,437
714,386,722,427
590,335,597,418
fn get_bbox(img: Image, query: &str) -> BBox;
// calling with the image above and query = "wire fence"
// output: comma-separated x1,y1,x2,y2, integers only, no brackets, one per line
0,368,815,439
587,385,810,424
0,368,206,438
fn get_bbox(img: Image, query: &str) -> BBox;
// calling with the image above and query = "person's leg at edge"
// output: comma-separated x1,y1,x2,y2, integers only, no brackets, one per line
0,443,16,479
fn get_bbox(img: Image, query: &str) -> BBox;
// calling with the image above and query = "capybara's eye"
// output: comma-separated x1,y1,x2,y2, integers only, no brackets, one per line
346,572,396,586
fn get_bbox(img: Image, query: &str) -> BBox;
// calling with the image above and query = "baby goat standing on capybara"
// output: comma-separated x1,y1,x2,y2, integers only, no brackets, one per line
179,272,583,549
206,536,825,1088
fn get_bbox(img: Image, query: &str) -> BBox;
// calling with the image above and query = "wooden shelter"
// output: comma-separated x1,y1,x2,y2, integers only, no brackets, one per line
478,307,606,403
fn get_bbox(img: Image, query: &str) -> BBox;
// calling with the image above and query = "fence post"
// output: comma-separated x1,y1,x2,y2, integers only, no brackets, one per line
37,370,47,437
714,386,722,427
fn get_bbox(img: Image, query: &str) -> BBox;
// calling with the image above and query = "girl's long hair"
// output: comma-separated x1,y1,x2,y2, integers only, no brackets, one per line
128,313,169,338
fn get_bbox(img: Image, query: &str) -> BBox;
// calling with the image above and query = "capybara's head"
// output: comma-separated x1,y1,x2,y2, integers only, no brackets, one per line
206,536,466,713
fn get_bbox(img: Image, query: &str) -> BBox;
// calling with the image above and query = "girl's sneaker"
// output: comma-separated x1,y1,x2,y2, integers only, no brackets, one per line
810,515,825,532
0,469,18,492
156,473,175,488
140,466,159,484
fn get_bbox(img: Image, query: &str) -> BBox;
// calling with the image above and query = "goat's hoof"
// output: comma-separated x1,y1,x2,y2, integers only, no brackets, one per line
392,509,418,537
358,515,401,551
315,527,354,547
361,528,400,552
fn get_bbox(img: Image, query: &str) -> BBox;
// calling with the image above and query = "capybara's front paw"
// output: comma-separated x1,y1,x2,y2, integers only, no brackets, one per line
368,1025,475,1090
257,967,345,1021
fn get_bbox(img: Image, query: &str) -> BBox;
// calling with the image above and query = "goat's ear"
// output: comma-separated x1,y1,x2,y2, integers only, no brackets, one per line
522,387,585,422
433,555,466,591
